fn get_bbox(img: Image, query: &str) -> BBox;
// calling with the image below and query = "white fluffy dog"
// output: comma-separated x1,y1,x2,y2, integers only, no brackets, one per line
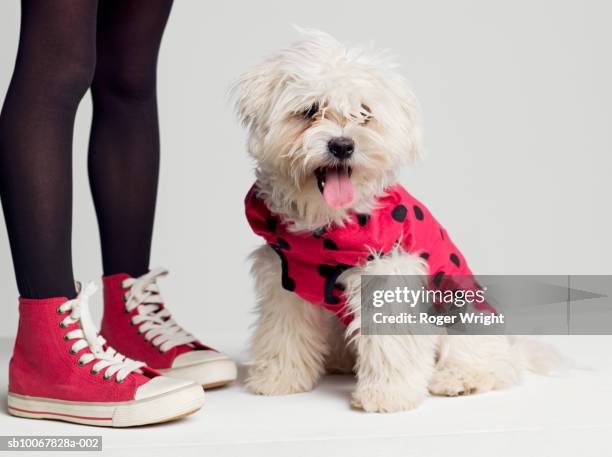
234,29,555,413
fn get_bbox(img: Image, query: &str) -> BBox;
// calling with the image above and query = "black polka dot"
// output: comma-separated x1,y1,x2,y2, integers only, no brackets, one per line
325,295,340,305
357,214,371,226
433,271,445,287
282,277,296,291
450,253,460,267
313,227,326,238
413,205,424,221
323,239,338,250
270,244,295,292
276,237,290,250
266,218,277,233
420,252,430,260
317,264,334,277
391,205,408,222
320,263,352,306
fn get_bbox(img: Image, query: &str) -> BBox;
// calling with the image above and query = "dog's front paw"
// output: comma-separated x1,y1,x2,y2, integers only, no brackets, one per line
429,365,498,397
351,382,426,413
245,362,318,396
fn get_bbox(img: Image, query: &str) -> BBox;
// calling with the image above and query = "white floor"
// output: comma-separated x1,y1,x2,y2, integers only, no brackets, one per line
1,335,610,457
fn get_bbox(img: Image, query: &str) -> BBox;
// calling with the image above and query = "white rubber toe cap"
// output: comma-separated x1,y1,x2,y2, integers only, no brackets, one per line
171,350,231,368
159,350,238,388
135,375,198,400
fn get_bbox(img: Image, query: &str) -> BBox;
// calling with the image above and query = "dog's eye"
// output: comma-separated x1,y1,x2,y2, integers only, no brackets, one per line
302,103,319,120
360,104,373,124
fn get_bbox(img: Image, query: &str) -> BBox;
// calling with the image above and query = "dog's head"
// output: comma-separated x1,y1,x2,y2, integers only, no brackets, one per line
234,29,423,229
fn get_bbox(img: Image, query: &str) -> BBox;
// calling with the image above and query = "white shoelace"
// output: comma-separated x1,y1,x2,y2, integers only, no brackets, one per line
122,269,197,353
58,282,146,383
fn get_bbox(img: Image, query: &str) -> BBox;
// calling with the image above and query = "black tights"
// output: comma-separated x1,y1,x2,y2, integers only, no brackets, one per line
0,0,173,299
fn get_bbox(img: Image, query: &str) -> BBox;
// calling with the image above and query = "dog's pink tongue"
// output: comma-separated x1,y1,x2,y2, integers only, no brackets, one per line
323,168,355,208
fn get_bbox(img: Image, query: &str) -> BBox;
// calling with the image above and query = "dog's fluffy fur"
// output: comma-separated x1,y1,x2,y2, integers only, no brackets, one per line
234,29,556,412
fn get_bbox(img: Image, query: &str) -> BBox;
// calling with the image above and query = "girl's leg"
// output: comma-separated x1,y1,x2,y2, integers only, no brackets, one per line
92,2,237,389
0,0,98,299
88,0,173,277
3,3,206,428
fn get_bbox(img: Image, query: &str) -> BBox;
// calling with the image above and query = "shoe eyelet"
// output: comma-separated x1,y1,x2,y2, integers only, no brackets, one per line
56,307,64,315
63,334,70,341
130,319,135,326
158,348,165,354
103,375,111,381
123,293,129,302
136,328,142,335
115,377,125,384
90,368,99,375
59,321,68,328
77,360,85,366
68,348,77,355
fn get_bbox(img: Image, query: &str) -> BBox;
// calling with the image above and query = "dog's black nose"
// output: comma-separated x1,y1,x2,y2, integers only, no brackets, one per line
328,137,355,160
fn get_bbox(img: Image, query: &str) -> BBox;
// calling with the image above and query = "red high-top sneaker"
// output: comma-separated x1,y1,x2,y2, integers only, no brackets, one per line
101,269,237,389
8,283,205,427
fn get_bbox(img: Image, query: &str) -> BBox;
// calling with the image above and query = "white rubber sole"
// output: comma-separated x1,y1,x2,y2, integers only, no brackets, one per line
7,384,205,427
159,359,238,389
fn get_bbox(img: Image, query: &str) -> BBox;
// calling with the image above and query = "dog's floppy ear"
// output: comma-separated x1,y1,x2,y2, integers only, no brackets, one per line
385,72,425,164
399,89,425,163
231,62,278,133
354,46,425,164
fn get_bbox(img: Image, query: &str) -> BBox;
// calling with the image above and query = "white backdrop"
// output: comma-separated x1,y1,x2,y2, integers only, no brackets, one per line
1,0,611,340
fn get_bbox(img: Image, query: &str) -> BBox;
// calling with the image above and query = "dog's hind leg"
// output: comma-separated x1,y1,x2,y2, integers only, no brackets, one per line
429,335,523,396
343,249,437,413
246,246,329,395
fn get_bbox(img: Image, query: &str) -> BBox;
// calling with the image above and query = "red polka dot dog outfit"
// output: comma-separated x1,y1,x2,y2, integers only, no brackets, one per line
245,183,494,325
